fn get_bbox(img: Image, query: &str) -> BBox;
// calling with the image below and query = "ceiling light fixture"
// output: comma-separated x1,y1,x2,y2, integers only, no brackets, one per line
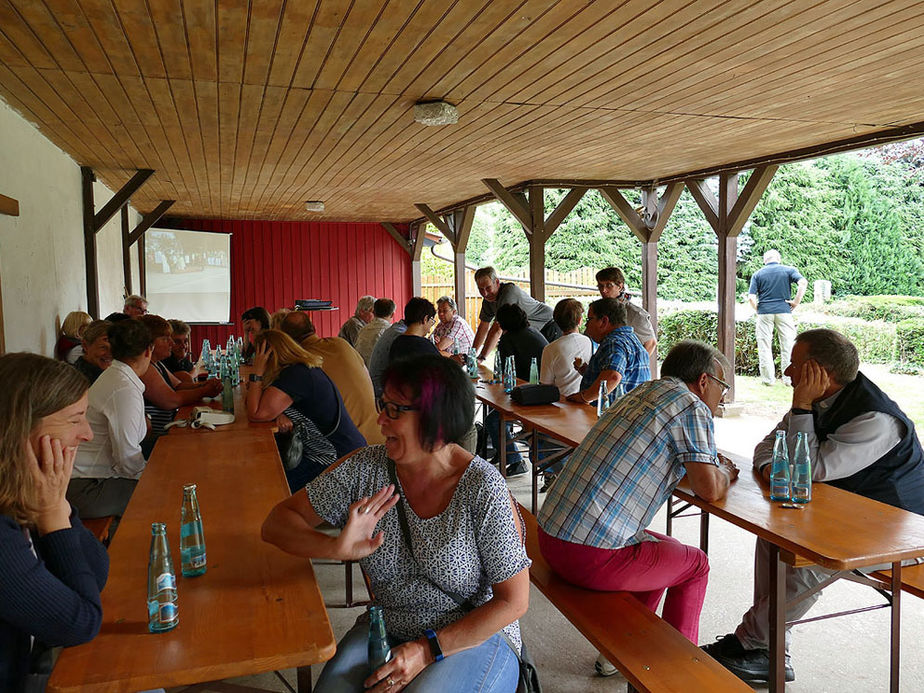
304,201,325,212
414,100,458,126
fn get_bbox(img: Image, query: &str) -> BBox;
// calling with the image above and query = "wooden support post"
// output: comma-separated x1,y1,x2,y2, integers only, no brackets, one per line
410,223,426,296
126,200,175,246
121,206,132,296
82,167,99,317
138,233,147,297
482,180,585,302
0,193,19,216
415,204,475,316
686,166,778,402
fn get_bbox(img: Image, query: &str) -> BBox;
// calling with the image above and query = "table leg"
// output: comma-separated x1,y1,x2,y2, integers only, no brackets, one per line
499,412,507,479
699,511,710,556
531,428,539,515
297,665,312,692
768,543,786,692
890,561,902,693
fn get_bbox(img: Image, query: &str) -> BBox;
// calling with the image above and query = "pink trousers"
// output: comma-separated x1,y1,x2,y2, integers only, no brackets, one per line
538,527,709,643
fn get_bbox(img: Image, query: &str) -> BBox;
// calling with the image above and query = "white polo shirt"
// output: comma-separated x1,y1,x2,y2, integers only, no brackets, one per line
72,359,148,480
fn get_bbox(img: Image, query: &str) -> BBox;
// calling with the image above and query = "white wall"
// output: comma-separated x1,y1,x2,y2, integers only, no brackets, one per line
0,98,140,354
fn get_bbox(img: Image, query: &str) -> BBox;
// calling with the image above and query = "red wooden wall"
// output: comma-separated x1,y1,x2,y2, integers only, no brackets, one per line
158,219,412,349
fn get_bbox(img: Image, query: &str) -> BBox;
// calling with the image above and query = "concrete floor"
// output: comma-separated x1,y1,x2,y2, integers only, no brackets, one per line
173,411,924,692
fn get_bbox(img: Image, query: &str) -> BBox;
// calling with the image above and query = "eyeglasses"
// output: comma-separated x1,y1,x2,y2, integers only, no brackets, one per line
706,373,730,397
376,396,419,420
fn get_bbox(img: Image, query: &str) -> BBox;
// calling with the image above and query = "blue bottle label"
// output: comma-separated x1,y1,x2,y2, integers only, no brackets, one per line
155,572,176,592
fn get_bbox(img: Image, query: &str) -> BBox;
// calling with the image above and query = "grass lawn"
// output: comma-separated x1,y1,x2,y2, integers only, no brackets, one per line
732,363,924,434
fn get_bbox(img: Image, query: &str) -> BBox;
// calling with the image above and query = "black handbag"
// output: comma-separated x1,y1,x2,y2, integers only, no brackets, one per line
387,461,542,693
510,383,560,406
276,402,341,471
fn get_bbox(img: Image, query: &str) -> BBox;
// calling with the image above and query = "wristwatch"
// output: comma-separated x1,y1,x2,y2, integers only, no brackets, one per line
248,373,264,382
424,629,444,662
791,407,812,415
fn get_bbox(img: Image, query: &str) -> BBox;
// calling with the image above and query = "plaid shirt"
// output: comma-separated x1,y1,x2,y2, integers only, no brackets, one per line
538,378,719,549
431,315,475,352
580,326,650,393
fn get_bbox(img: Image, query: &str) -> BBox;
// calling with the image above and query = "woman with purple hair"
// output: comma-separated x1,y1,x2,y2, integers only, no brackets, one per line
262,354,530,692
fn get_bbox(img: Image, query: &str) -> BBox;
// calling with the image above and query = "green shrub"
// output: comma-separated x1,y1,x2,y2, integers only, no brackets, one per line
815,295,924,323
658,309,897,375
896,318,924,367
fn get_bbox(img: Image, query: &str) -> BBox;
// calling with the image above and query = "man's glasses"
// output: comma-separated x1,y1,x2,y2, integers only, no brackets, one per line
706,372,730,397
376,396,419,420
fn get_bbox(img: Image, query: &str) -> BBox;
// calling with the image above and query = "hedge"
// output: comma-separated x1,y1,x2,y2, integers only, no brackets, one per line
897,318,924,367
658,309,898,376
815,295,924,323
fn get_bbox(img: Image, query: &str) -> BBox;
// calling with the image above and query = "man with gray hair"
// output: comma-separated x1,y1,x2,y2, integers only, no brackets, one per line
704,328,924,683
338,295,376,346
748,249,808,386
431,295,475,354
123,294,148,317
538,339,738,677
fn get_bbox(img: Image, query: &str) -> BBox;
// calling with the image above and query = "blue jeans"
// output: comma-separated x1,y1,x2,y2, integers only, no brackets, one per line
314,620,519,693
485,409,522,465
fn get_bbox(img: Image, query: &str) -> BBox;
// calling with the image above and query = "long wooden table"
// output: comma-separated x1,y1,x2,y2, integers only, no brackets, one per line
48,428,335,692
476,379,924,691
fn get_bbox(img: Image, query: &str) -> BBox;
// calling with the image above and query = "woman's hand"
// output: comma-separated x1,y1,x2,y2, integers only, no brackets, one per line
275,413,294,433
365,639,431,692
334,485,399,560
573,357,587,375
253,340,271,376
28,435,74,534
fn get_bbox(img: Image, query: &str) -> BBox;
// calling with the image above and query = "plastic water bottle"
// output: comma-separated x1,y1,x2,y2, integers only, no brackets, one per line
467,348,478,378
201,339,211,369
529,357,539,384
180,484,207,577
596,380,609,417
792,432,812,503
147,522,179,633
368,605,392,677
769,430,792,502
452,337,460,356
503,355,516,393
493,355,503,384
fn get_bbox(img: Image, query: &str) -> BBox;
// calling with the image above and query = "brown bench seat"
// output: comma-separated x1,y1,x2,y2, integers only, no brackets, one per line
518,504,750,693
870,563,924,600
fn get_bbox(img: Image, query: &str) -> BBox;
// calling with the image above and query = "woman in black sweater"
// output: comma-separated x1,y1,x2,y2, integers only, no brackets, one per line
0,353,109,691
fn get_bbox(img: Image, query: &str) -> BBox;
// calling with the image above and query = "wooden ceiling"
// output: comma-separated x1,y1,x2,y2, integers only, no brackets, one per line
2,0,924,223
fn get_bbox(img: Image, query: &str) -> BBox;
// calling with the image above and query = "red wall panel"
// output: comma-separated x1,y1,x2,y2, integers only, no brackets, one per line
157,219,412,351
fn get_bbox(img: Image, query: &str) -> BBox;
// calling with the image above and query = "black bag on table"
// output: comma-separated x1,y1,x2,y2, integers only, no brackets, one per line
510,383,560,406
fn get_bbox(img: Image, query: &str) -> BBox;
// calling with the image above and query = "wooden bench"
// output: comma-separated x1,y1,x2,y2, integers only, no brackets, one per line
870,563,924,600
518,505,750,693
81,516,114,546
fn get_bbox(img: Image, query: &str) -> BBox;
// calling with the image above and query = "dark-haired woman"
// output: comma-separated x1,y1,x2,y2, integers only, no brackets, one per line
0,353,109,691
262,355,529,693
241,306,271,362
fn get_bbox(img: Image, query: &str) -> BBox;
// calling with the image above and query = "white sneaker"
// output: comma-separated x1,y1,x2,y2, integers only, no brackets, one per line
594,653,618,677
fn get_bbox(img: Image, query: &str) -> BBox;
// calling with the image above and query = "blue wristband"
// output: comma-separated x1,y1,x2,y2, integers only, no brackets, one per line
424,629,444,662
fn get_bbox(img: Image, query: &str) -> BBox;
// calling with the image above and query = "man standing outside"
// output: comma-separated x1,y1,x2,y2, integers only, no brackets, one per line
748,249,808,385
567,298,650,406
703,328,924,683
596,267,657,355
539,340,738,676
472,266,562,361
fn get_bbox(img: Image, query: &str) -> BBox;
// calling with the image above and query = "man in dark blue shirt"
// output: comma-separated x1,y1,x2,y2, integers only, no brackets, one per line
748,249,807,386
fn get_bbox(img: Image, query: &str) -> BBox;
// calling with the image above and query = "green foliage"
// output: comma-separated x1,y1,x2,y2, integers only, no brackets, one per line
815,295,924,323
797,317,896,364
896,318,924,367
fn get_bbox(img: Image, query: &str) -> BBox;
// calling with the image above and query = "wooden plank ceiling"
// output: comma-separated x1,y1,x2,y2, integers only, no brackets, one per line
2,0,924,222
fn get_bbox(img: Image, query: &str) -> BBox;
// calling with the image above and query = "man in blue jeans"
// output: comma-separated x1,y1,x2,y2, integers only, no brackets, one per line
748,249,808,386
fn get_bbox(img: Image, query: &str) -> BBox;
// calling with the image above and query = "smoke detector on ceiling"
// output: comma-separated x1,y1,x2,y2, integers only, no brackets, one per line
414,100,458,126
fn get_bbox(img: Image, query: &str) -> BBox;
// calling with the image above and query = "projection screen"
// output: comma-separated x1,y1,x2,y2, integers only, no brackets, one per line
144,228,231,323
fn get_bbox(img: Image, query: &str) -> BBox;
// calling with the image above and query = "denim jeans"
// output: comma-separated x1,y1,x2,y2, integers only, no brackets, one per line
485,409,523,465
314,620,519,693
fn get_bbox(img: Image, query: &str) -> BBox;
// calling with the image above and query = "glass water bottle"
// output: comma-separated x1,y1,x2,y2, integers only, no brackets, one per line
769,429,792,502
180,484,207,577
147,522,179,633
791,432,812,503
368,605,393,676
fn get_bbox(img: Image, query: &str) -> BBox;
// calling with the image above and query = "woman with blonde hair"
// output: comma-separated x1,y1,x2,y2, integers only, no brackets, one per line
247,330,366,491
56,311,92,363
0,353,108,691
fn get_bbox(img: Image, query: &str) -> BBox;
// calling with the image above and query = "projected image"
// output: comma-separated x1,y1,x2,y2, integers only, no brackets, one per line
144,229,231,323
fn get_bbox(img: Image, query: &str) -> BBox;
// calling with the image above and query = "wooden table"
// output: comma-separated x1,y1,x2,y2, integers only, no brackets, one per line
48,429,335,692
169,379,276,435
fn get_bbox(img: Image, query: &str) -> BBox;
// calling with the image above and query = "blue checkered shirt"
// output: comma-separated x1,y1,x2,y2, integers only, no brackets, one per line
580,326,650,393
538,377,719,549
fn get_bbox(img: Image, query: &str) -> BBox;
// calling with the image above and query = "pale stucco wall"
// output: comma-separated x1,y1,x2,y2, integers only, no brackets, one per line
0,98,141,355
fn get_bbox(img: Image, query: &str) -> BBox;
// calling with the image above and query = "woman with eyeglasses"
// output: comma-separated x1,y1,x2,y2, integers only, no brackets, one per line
262,355,530,693
0,353,108,692
247,330,366,491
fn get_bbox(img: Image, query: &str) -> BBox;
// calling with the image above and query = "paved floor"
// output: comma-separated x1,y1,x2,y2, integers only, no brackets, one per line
170,408,924,692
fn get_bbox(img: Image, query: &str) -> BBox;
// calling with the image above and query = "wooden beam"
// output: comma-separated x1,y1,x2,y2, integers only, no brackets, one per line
482,178,533,231
121,206,132,296
410,223,426,296
727,165,779,236
138,233,147,297
93,169,154,233
81,167,99,318
545,188,585,238
647,182,684,239
528,187,546,302
717,173,739,402
127,200,175,246
0,193,19,217
447,206,476,251
642,239,658,378
414,203,452,239
685,179,720,232
0,253,5,354
381,222,411,255
599,186,647,242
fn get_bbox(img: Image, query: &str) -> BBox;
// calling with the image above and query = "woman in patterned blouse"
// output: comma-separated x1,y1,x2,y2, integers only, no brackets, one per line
262,355,530,692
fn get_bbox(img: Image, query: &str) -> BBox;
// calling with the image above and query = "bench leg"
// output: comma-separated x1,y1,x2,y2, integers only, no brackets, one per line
297,665,312,692
890,561,901,693
768,543,786,692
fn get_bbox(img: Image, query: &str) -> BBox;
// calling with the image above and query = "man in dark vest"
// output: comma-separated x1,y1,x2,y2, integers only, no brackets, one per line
703,328,924,683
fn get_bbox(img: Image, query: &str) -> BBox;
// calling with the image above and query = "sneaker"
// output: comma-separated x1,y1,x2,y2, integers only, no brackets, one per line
594,653,618,677
539,473,557,493
506,460,528,476
701,633,795,682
